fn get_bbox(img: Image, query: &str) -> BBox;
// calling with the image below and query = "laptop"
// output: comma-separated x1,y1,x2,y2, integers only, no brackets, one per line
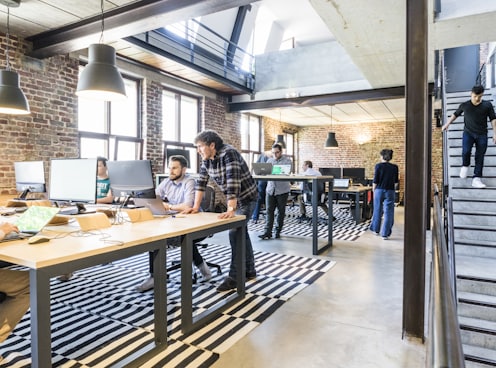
133,197,178,217
252,162,273,175
2,206,60,241
333,178,351,189
271,164,291,175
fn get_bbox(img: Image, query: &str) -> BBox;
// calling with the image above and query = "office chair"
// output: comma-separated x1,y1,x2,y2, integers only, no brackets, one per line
166,184,222,283
299,181,329,225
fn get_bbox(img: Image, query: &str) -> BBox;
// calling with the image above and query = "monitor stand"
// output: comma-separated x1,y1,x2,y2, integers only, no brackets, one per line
58,202,96,216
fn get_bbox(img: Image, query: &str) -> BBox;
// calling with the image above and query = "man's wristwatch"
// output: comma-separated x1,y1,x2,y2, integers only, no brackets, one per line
227,206,236,212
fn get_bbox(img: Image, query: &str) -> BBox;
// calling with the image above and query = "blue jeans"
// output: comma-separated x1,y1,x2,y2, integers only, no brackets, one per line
252,181,267,221
370,189,395,237
462,131,488,178
264,192,290,235
228,201,256,279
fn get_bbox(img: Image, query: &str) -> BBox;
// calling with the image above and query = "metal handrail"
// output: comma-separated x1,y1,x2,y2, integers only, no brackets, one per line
428,186,465,367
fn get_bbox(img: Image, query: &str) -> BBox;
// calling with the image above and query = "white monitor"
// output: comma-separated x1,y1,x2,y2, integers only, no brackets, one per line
49,158,97,204
14,161,46,197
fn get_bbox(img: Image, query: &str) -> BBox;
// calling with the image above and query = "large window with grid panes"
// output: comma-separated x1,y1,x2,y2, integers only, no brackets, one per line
78,68,142,161
240,114,263,169
162,89,200,172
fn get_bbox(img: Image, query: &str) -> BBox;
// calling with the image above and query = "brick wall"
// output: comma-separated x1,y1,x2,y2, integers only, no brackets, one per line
0,36,79,195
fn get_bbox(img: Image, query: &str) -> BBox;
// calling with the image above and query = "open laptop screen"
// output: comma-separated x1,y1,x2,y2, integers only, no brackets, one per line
271,164,291,175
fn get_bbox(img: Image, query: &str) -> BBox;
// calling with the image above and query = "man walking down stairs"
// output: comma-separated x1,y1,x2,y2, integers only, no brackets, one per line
444,88,496,366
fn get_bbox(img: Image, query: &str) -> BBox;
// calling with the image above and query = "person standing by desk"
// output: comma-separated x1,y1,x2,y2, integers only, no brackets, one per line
187,130,258,292
259,143,292,240
251,150,272,223
0,223,30,349
370,149,399,240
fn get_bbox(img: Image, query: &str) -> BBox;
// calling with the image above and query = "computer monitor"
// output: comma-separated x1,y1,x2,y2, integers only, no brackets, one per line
14,161,46,199
319,167,342,178
342,167,366,182
107,160,156,200
165,148,191,168
49,158,97,206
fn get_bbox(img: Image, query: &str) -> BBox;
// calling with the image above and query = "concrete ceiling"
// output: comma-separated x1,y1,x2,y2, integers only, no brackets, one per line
0,0,495,127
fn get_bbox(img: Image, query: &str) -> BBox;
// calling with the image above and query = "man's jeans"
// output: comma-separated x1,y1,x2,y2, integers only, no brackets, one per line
228,201,256,279
462,131,488,178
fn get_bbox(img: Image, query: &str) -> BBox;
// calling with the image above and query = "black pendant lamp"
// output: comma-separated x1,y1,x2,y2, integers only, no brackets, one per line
0,0,30,115
76,0,126,101
324,105,338,149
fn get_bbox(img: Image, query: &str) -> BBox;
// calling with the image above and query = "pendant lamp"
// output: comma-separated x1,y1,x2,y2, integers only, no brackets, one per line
0,0,30,115
276,134,286,149
324,105,338,149
76,0,126,101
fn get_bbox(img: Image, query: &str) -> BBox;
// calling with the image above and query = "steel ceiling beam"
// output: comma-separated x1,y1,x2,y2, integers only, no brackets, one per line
26,0,256,59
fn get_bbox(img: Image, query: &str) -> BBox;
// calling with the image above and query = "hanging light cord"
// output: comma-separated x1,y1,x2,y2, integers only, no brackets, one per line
99,0,104,43
5,6,10,70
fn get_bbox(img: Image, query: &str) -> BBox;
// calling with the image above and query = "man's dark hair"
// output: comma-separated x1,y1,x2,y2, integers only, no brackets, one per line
472,85,484,95
304,160,313,168
97,156,108,167
272,143,283,152
380,149,393,161
194,130,224,151
169,154,188,168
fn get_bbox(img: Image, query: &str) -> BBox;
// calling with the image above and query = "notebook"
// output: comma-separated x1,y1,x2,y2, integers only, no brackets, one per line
2,206,60,241
252,162,273,175
333,178,351,189
133,197,178,217
271,164,291,175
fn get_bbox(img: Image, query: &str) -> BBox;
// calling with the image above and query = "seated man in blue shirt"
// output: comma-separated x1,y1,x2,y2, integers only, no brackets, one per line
135,155,212,292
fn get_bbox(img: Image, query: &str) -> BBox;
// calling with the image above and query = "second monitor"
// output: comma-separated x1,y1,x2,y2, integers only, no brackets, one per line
107,159,156,200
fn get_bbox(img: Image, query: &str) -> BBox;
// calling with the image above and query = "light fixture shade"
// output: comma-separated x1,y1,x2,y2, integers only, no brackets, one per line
76,44,127,101
0,70,30,115
324,132,339,149
276,134,286,148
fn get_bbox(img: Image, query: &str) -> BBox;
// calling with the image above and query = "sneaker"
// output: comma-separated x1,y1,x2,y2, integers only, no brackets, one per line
197,262,212,282
246,270,257,280
274,232,281,239
136,276,154,292
258,233,272,240
216,276,237,292
472,177,486,188
58,273,73,281
382,236,389,240
459,166,469,178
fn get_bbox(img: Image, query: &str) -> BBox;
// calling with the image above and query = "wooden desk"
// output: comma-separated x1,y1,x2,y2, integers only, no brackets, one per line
334,186,373,224
0,212,246,368
253,175,334,255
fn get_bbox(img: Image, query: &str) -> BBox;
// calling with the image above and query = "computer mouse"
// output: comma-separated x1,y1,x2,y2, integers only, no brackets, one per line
28,235,51,244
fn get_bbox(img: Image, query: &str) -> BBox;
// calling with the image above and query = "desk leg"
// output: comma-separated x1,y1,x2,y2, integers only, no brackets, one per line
29,269,51,368
311,178,319,255
153,245,167,345
354,192,361,225
181,233,194,333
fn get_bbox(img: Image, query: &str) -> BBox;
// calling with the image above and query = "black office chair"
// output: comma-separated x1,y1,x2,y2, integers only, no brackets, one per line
299,181,329,225
166,184,222,283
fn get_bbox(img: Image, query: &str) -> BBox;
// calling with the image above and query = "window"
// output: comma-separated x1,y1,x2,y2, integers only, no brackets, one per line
240,113,262,167
78,68,141,160
162,89,200,171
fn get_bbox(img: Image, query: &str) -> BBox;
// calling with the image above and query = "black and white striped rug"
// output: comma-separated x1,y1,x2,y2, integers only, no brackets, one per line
0,244,335,367
248,204,371,241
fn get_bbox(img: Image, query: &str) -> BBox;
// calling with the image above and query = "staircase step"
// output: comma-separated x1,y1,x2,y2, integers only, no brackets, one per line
460,316,496,350
457,256,496,280
452,199,496,212
454,225,496,242
464,344,496,367
458,291,496,322
453,212,496,227
450,187,496,200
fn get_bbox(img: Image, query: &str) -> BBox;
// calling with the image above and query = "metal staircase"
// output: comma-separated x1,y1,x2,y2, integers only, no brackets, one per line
445,89,496,367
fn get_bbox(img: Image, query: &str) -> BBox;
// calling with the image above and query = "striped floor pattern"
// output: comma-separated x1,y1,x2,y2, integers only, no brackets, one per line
248,204,371,241
0,244,335,367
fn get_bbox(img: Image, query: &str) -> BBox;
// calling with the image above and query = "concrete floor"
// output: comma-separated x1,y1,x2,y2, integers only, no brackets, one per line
211,206,427,368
